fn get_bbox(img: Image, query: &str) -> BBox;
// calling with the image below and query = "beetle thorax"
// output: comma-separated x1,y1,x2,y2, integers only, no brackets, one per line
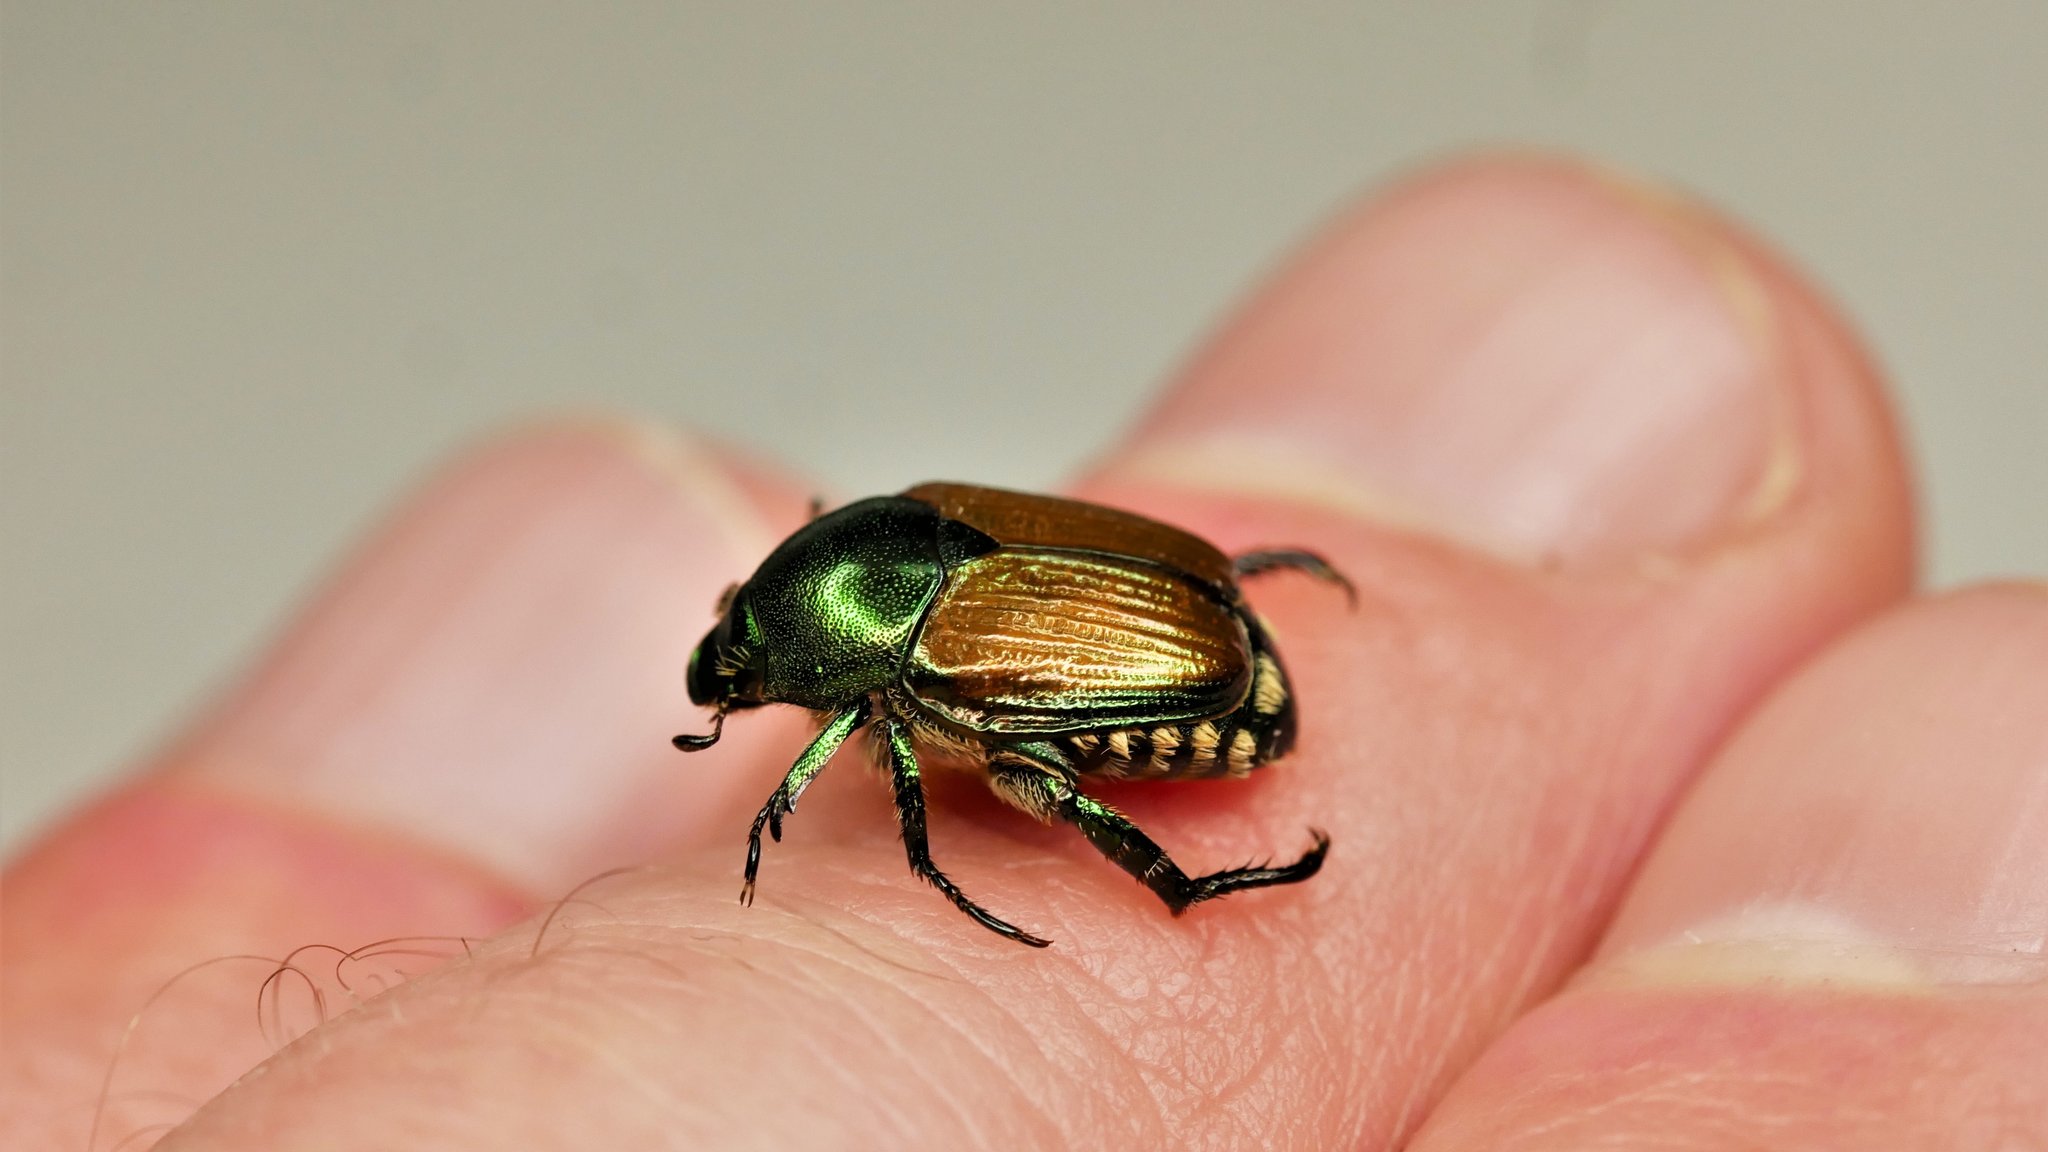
740,498,949,709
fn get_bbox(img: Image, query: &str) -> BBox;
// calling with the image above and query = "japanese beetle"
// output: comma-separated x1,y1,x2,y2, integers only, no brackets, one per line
674,482,1348,947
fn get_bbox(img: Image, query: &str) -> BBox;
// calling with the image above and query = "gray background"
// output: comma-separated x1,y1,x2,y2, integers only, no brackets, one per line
4,3,2044,849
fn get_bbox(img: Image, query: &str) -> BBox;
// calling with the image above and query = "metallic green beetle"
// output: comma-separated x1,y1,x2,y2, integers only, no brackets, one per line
674,482,1348,947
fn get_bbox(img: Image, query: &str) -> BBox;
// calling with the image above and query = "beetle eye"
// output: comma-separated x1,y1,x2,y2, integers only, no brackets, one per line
714,582,740,616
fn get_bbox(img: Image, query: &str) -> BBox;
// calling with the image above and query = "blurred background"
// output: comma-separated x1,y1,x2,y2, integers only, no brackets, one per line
4,3,2044,850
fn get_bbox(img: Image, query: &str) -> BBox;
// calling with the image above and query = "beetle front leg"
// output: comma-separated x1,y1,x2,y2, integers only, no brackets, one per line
741,699,870,905
881,720,1051,948
993,745,1330,915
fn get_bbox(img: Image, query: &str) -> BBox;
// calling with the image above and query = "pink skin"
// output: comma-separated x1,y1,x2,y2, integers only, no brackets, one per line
4,154,2030,1150
1411,588,2048,1149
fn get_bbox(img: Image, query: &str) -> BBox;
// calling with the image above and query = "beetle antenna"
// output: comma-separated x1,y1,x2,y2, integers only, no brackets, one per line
672,708,726,752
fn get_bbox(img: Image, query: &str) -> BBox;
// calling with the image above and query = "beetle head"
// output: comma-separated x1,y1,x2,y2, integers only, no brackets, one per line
687,583,766,707
675,583,765,751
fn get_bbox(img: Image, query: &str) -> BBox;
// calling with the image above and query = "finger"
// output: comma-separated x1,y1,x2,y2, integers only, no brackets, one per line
153,155,1913,1151
1094,154,1804,564
171,422,807,886
1,422,808,1149
1409,587,2048,1149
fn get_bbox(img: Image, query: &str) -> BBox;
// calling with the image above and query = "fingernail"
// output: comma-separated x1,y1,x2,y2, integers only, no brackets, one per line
1111,156,1796,563
1591,586,2048,988
167,421,793,892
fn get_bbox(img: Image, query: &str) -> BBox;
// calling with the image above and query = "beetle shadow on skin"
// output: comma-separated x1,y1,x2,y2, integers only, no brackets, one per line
768,759,1064,878
906,744,1317,853
1058,768,1317,857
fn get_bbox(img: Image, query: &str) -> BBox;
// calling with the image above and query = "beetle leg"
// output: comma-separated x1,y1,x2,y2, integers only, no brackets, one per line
882,719,1051,948
741,699,871,906
994,744,1330,915
1231,548,1356,606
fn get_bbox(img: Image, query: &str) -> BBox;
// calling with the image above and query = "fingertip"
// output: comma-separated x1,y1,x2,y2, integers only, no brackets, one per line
1593,583,2048,989
168,417,810,891
1409,585,2048,1148
1094,152,1911,585
2,418,829,1147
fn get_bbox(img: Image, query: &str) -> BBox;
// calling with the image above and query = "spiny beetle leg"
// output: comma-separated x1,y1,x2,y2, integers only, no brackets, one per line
1231,548,1356,607
740,791,779,906
884,720,1051,948
997,748,1329,915
738,699,871,907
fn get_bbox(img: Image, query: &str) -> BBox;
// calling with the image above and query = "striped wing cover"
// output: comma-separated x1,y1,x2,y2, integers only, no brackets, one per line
907,548,1250,735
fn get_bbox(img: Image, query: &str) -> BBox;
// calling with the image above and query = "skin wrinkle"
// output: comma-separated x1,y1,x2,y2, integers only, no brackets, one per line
701,909,1089,1148
630,910,1032,1106
1246,932,1347,1131
1314,606,1479,1135
240,908,1032,1146
1175,1018,1296,1146
416,1003,671,1147
782,1014,921,1139
1487,712,1640,1004
1417,984,2048,1148
1057,948,1206,1137
811,962,1023,1148
1389,968,1468,1140
1370,585,1641,1146
1380,738,1505,1136
650,897,965,985
772,837,1320,1145
1414,720,1616,1129
1384,603,1780,1141
789,858,1147,1132
546,926,1043,1149
1290,926,1369,1136
1503,1058,1882,1148
1029,966,1161,1145
535,1010,700,1142
864,806,1309,1123
1178,926,1309,1122
805,1031,948,1148
1358,928,1419,1139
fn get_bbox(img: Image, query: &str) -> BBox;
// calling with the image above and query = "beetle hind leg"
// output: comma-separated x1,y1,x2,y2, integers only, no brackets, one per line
993,745,1329,915
882,720,1051,948
1168,828,1330,909
1231,548,1355,606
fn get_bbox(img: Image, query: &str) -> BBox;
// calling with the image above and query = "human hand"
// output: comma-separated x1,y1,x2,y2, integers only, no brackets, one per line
8,155,2040,1150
